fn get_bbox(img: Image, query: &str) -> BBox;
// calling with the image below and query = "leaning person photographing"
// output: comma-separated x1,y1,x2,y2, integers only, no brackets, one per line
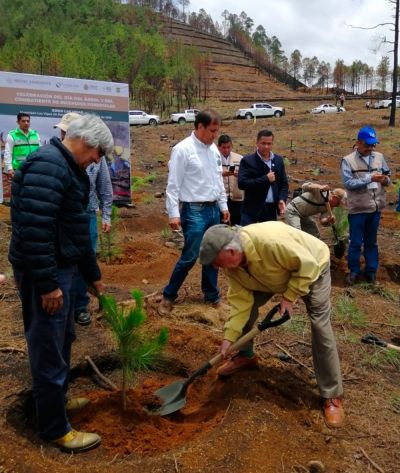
9,114,113,452
199,222,344,428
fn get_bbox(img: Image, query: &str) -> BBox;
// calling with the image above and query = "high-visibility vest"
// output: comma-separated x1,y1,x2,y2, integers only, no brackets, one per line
9,128,40,170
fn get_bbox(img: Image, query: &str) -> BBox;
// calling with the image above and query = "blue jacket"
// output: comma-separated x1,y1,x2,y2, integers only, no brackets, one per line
238,151,288,218
9,137,101,295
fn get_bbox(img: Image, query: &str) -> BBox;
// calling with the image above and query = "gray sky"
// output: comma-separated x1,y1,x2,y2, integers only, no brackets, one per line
192,0,395,68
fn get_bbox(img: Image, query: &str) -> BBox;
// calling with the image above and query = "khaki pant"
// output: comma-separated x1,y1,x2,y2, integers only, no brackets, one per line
285,203,320,238
241,263,343,399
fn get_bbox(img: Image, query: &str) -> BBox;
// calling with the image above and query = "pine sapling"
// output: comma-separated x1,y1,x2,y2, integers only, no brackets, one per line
100,289,168,410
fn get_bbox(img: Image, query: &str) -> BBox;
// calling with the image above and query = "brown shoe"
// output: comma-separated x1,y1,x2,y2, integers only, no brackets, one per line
323,398,345,428
157,297,173,316
217,354,258,377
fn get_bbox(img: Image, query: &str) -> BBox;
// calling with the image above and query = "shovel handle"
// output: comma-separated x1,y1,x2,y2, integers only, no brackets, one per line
208,304,290,367
362,334,400,351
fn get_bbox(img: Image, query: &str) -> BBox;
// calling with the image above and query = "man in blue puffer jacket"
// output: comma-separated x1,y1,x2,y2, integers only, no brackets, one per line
9,114,114,453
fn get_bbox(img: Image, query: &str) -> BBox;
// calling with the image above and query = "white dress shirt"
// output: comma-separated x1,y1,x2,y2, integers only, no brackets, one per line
257,150,275,203
166,132,228,218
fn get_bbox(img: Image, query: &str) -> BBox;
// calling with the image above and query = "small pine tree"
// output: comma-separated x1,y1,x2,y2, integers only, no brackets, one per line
332,206,349,239
100,289,168,410
98,205,121,264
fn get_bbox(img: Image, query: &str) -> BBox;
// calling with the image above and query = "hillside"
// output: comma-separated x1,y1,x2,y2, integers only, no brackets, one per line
159,17,305,101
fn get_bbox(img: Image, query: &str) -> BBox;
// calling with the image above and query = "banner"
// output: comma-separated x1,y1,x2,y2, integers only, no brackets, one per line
0,71,131,203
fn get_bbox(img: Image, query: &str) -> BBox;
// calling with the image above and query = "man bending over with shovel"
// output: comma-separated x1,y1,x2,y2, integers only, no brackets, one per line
285,183,346,238
199,222,344,428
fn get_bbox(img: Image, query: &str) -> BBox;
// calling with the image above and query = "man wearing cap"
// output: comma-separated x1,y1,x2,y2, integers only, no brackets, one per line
285,182,346,238
54,112,113,326
341,126,391,285
4,112,41,176
199,222,344,428
158,109,229,316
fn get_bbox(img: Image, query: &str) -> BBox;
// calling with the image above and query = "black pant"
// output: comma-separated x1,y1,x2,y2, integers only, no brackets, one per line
227,199,242,226
240,203,278,226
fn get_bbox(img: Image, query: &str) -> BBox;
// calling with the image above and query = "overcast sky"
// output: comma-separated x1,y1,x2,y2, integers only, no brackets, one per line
192,0,395,68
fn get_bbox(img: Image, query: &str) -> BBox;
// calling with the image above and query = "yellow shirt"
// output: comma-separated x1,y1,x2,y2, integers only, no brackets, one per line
224,222,330,342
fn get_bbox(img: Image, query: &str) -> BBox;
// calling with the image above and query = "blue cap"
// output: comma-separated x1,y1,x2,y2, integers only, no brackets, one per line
357,126,379,145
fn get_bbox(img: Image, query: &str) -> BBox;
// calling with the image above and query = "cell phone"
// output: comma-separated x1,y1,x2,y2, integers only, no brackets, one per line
229,165,236,172
382,169,390,176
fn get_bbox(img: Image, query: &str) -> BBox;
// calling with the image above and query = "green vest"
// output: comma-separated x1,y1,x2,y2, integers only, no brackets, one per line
10,128,40,170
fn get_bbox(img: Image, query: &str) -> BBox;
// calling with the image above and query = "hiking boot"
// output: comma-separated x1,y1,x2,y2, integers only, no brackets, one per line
323,398,345,428
217,354,258,377
75,309,91,326
157,297,174,316
345,273,360,286
53,429,101,453
66,397,90,411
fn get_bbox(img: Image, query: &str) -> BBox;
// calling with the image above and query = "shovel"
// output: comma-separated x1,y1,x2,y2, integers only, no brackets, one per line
361,334,400,352
148,304,290,416
321,191,346,259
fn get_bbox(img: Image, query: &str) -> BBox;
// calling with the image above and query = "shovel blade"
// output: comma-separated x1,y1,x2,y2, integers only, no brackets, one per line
333,240,346,259
147,380,187,416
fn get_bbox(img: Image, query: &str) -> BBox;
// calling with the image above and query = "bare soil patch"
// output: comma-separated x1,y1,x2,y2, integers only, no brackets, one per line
0,100,400,473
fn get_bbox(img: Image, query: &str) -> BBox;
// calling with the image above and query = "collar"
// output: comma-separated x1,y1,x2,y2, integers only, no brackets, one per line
192,131,211,148
257,150,274,163
220,152,231,164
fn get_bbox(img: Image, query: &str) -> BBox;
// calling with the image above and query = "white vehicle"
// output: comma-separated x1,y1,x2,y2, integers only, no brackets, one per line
235,103,285,119
170,109,199,124
129,110,160,126
373,97,400,109
311,104,345,114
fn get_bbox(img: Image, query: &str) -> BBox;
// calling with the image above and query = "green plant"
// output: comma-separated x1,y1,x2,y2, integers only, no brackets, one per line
100,290,168,410
362,348,400,370
131,173,157,192
358,282,397,301
98,205,121,264
311,167,321,176
332,206,349,239
142,195,155,205
333,295,366,328
283,157,290,167
390,393,400,414
281,315,308,336
161,225,172,240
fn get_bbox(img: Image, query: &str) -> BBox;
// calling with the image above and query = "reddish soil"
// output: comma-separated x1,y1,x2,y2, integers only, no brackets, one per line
1,100,400,473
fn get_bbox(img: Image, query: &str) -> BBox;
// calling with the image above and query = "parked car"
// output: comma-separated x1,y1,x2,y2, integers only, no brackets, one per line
235,103,285,119
170,109,199,124
311,104,345,114
373,97,400,109
129,110,160,126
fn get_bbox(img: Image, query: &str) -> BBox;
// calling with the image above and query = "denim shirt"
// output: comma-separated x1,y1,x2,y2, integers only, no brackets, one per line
86,156,113,224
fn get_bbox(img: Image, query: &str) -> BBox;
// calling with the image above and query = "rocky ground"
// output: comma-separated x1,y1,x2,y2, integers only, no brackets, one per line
0,99,399,473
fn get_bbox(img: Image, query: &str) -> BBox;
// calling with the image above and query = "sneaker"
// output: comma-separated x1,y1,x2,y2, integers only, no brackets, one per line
75,310,91,326
323,398,345,428
53,429,101,453
217,354,258,377
66,397,90,411
157,297,174,316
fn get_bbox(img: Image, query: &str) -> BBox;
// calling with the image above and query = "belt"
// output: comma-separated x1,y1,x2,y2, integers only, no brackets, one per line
182,201,217,206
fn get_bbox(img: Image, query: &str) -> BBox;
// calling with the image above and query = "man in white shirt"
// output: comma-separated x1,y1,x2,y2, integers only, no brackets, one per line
158,109,230,316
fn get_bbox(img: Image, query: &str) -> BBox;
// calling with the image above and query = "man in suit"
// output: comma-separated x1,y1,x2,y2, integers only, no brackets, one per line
238,129,288,225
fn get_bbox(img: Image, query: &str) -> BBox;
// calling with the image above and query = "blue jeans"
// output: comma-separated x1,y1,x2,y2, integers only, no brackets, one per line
13,265,78,441
348,212,380,276
163,202,221,303
74,211,98,312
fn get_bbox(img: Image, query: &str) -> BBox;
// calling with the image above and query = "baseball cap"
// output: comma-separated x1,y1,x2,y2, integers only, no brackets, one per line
357,126,379,145
199,224,237,265
53,112,81,132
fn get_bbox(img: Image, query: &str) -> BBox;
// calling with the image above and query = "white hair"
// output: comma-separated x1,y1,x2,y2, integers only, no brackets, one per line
221,228,243,252
65,114,114,154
